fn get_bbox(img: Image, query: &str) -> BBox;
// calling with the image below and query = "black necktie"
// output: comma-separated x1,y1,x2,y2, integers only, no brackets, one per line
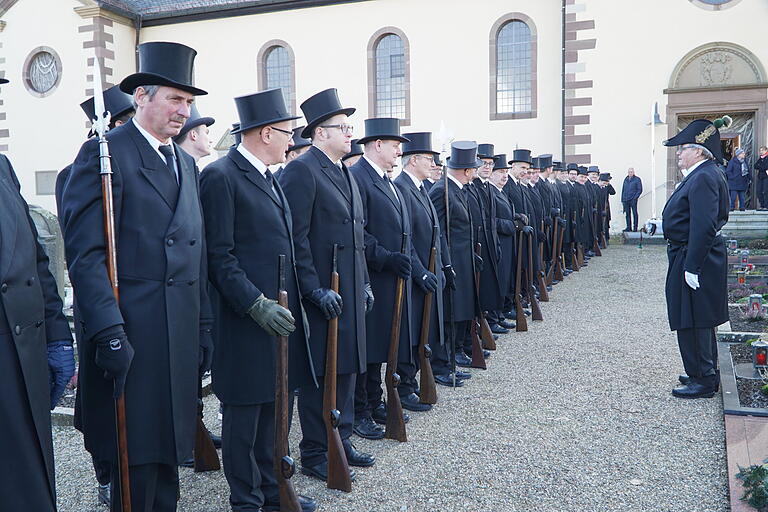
158,145,178,183
265,169,280,202
419,184,429,200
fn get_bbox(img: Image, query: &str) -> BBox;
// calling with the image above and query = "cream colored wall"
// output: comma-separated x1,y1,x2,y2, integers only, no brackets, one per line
2,0,89,213
581,0,768,231
141,0,563,171
112,20,136,83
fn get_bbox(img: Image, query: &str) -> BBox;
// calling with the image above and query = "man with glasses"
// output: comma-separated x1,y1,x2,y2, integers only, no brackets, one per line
662,119,730,399
278,88,373,481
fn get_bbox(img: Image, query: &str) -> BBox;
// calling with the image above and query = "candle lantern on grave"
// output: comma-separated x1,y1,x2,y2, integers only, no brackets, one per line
749,294,764,314
753,339,768,369
738,270,747,285
741,250,750,265
728,239,738,252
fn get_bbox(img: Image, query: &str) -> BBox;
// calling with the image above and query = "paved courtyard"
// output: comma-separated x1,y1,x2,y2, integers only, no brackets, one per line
54,243,729,511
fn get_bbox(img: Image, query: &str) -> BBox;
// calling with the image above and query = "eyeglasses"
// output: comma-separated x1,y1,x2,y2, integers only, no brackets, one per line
481,161,494,168
269,126,293,136
413,154,434,161
320,124,354,135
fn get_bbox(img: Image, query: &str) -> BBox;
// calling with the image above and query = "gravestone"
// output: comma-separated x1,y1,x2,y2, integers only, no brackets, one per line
28,205,66,300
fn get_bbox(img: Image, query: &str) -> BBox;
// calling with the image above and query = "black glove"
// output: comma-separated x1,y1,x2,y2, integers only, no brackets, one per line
558,217,567,227
94,325,134,399
364,283,375,314
551,207,560,216
443,265,457,290
516,213,529,226
48,340,75,410
592,208,598,214
415,271,439,294
538,230,546,239
385,252,411,279
473,253,484,272
199,327,214,375
306,288,343,320
544,217,552,227
522,225,534,235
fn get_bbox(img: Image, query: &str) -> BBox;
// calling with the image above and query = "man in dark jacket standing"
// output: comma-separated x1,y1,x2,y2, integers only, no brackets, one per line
621,168,642,231
754,146,768,209
200,89,317,512
662,117,730,399
725,148,751,211
278,89,372,481
61,42,213,511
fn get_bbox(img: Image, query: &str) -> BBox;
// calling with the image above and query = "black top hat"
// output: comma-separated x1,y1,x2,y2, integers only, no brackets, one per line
174,103,215,141
566,163,579,171
342,139,364,161
402,132,438,156
599,173,612,181
508,149,532,165
231,89,299,135
553,161,564,171
446,141,482,169
231,123,242,146
477,143,495,159
538,154,553,169
81,85,134,123
492,154,509,171
587,165,600,174
299,88,355,139
663,116,732,163
356,118,410,145
530,157,541,169
288,126,312,152
577,166,588,175
433,154,444,167
120,42,207,96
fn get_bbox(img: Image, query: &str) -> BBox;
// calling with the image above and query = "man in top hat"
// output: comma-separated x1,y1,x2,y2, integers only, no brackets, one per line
0,77,76,512
277,88,371,480
504,150,536,307
424,155,443,192
662,117,730,398
342,139,364,167
174,103,215,163
61,41,213,511
573,166,595,264
585,166,602,254
429,142,483,383
349,118,418,434
274,126,313,178
535,155,561,277
200,88,317,512
394,132,461,394
553,162,574,275
598,173,615,245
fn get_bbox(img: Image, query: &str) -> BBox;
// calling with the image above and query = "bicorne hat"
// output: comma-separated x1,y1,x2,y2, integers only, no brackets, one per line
342,139,364,161
492,154,509,171
174,103,215,141
120,41,207,96
289,126,312,152
477,143,495,160
0,78,7,85
81,85,134,123
446,141,482,169
356,118,410,145
299,88,355,139
663,116,732,163
402,132,438,156
508,149,532,165
231,88,299,135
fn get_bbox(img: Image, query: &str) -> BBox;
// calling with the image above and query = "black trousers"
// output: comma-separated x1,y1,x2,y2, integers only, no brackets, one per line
758,179,768,208
93,456,111,485
297,373,355,467
221,402,278,511
110,463,178,512
432,320,468,376
354,363,383,418
677,327,718,386
623,199,638,231
397,345,419,397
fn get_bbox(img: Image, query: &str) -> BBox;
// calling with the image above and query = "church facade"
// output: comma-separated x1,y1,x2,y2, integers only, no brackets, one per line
0,0,765,229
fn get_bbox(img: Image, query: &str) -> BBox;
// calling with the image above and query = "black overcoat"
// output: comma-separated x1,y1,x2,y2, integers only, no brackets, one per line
662,159,729,330
0,155,72,510
504,179,538,270
200,148,316,405
573,183,592,247
557,181,574,244
490,185,517,297
349,158,414,364
61,120,211,466
278,146,368,375
466,181,503,311
395,172,447,347
429,178,477,322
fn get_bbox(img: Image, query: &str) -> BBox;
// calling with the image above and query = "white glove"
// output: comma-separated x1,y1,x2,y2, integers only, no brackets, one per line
684,271,700,290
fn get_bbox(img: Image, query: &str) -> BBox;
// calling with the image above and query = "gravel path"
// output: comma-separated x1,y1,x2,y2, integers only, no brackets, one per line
54,243,729,511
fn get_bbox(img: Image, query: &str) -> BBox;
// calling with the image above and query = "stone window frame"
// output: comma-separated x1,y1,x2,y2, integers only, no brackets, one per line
367,26,411,126
256,39,297,115
35,170,58,196
489,12,538,121
22,46,63,98
689,0,742,11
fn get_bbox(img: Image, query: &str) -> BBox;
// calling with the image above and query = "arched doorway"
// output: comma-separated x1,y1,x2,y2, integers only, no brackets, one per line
664,42,768,207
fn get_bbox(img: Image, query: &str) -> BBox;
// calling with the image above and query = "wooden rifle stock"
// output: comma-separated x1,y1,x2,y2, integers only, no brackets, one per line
193,380,220,472
470,229,488,369
536,222,549,303
274,255,302,510
554,221,565,281
545,220,555,286
592,210,603,256
384,235,408,442
322,245,352,492
514,232,528,332
417,247,438,405
526,232,543,321
473,227,496,351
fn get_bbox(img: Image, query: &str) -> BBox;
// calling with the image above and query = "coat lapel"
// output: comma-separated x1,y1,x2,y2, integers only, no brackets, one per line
0,170,19,281
166,144,197,237
228,148,283,210
310,147,352,206
126,121,179,211
360,158,401,215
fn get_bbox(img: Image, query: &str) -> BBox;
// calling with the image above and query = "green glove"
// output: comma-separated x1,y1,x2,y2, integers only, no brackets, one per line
247,294,296,337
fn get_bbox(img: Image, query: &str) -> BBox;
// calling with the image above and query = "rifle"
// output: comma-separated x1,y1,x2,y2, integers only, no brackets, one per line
417,246,438,405
442,167,457,388
514,231,528,332
526,231,543,321
469,229,488,370
92,59,131,512
193,381,220,472
322,245,352,492
474,226,496,351
554,221,565,282
592,209,603,256
384,234,408,443
536,221,549,302
545,218,556,286
274,255,302,510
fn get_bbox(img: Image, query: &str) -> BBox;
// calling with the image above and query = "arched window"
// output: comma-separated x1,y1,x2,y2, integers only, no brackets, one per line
257,40,296,115
367,27,411,125
490,14,537,120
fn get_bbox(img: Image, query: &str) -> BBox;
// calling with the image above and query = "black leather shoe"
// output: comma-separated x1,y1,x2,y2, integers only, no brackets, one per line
493,334,499,341
672,382,717,399
498,319,515,329
490,323,509,334
546,285,553,292
353,416,385,440
264,495,318,512
455,352,473,368
300,461,356,483
344,443,376,467
503,310,515,319
586,251,595,257
208,430,222,449
679,374,719,391
483,349,491,359
372,402,410,425
455,369,472,380
400,392,432,412
179,457,194,468
434,373,465,387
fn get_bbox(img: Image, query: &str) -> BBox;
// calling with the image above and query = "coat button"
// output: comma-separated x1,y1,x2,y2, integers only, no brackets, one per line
167,278,174,286
190,239,197,246
167,238,175,246
27,277,35,286
1,283,7,293
14,325,20,335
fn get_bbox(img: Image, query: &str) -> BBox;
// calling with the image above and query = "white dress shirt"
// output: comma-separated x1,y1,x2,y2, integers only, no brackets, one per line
134,119,179,181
